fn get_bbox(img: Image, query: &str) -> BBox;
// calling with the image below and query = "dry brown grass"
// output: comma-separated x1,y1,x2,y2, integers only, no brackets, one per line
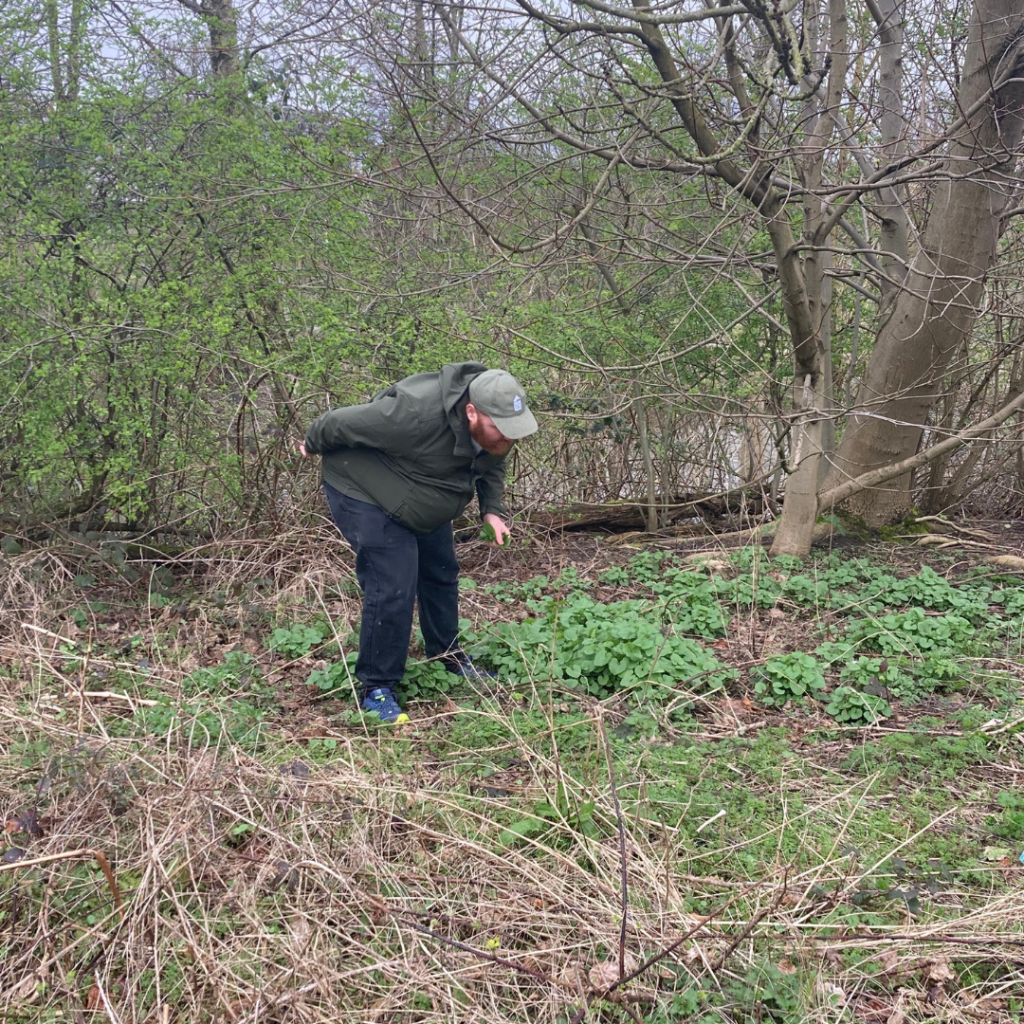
2,543,1024,1023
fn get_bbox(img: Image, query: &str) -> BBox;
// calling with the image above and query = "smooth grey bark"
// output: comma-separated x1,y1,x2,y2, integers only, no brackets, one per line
868,0,910,297
819,384,1024,512
770,0,847,556
824,0,1024,526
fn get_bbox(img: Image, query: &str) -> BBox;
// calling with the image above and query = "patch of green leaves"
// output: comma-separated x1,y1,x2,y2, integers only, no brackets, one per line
478,522,506,545
826,685,892,725
306,653,358,695
401,657,458,700
986,791,1024,843
478,593,734,700
268,622,329,660
117,651,276,749
842,608,976,657
753,652,826,707
498,780,601,848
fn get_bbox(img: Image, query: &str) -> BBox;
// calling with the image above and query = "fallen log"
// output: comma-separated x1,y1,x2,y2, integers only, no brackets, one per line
528,493,769,534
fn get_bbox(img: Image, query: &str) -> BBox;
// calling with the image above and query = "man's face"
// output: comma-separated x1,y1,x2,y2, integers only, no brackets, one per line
466,403,515,457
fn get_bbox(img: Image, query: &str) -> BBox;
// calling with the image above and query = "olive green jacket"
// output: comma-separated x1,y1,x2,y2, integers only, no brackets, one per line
303,362,510,534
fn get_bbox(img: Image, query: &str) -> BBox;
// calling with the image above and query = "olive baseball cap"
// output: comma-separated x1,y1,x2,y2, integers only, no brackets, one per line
468,369,538,440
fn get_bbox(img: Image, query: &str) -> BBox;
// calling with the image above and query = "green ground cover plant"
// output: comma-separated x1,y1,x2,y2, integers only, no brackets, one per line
477,592,735,700
753,652,827,707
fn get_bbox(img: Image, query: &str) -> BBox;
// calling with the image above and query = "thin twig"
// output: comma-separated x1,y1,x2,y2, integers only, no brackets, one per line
598,713,630,982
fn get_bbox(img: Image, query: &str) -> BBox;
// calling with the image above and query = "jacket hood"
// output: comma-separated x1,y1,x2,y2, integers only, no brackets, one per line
440,361,488,416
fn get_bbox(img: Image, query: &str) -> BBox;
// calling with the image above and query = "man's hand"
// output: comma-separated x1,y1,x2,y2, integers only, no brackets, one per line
482,513,511,547
297,440,309,457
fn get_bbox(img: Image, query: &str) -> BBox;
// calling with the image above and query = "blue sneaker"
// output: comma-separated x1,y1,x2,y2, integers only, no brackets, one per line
449,656,497,681
361,687,409,724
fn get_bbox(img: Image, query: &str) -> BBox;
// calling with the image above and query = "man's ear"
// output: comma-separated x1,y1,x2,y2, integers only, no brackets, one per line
465,402,479,426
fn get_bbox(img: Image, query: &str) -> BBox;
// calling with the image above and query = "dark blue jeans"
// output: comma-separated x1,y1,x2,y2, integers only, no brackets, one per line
323,483,460,692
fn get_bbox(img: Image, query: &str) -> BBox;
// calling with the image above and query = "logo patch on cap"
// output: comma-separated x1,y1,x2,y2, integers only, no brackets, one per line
513,395,522,412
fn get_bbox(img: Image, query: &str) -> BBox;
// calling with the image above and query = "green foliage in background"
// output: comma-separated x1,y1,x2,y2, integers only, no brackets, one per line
562,548,1024,722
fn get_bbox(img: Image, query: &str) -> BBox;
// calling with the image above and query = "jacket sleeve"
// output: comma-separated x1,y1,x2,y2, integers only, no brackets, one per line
475,454,510,520
303,395,419,456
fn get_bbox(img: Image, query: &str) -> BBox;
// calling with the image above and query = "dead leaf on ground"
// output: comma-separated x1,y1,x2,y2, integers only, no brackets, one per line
853,993,892,1021
682,554,730,572
818,980,846,1006
926,958,955,987
588,954,638,990
963,995,1007,1013
982,846,1012,861
879,948,899,974
280,759,310,780
715,697,753,722
997,856,1017,881
7,973,41,1003
556,961,587,990
5,808,43,837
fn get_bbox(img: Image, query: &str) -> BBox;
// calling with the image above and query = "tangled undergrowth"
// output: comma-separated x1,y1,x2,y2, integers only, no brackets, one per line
2,528,1024,1022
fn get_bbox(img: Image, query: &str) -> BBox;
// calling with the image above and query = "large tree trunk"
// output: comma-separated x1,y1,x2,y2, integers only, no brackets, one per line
825,0,1024,525
770,0,847,556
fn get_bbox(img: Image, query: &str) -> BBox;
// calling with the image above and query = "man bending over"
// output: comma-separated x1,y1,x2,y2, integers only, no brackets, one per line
300,362,538,723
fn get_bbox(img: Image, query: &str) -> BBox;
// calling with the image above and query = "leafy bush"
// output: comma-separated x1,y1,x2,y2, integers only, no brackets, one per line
305,652,465,701
626,550,677,584
753,653,826,708
269,622,329,659
781,574,830,605
989,584,1024,618
401,657,460,699
306,653,358,695
181,651,273,701
986,791,1024,842
717,572,783,609
132,697,267,747
499,782,601,848
825,686,892,725
124,652,273,748
842,608,975,657
870,566,990,620
598,564,631,587
485,574,552,604
651,570,730,638
478,594,734,699
834,654,913,694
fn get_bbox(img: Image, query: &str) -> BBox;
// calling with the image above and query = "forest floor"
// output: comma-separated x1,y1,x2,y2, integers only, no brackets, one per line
2,521,1024,1023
